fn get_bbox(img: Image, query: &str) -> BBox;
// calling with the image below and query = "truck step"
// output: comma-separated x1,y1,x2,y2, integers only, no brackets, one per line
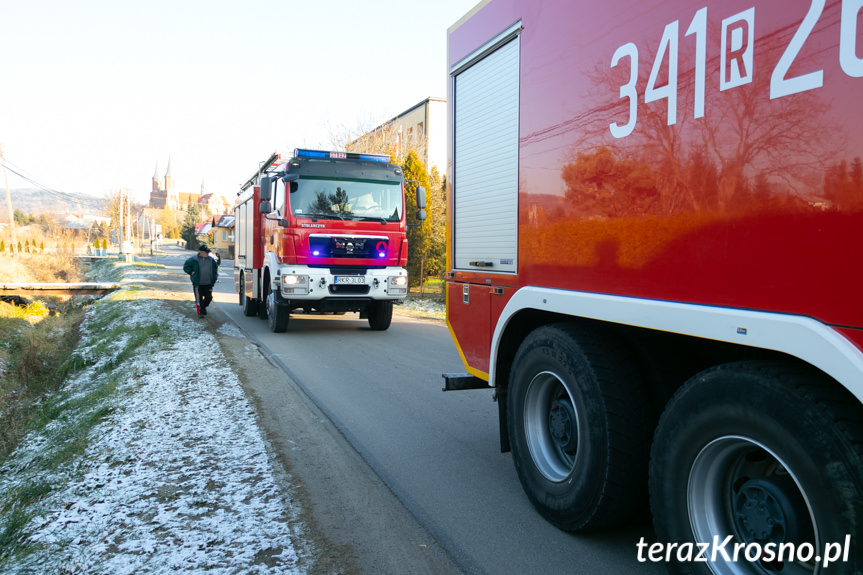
442,373,489,391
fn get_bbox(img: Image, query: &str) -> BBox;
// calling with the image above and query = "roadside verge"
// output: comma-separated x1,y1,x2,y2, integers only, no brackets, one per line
0,261,460,575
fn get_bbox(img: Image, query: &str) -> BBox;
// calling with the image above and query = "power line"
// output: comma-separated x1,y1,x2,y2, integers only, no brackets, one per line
0,158,90,203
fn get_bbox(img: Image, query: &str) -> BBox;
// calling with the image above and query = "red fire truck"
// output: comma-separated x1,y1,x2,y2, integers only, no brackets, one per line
234,149,424,332
444,0,863,571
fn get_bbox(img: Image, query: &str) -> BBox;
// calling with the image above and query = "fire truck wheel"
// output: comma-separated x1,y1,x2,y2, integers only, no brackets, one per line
508,323,651,531
266,290,289,333
240,274,259,317
367,301,393,331
650,361,863,574
258,282,269,320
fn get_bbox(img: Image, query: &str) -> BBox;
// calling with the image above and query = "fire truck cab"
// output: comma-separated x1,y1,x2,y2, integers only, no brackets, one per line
234,149,425,332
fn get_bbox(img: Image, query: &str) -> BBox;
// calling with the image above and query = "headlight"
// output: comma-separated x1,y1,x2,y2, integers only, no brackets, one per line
388,275,408,294
281,274,309,295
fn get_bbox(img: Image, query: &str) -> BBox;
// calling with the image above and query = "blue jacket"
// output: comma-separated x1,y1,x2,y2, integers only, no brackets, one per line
183,255,219,287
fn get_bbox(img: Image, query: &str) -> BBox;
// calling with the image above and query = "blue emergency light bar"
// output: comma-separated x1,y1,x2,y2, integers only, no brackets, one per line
293,149,390,163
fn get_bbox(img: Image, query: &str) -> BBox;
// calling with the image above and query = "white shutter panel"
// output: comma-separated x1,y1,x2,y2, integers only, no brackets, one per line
453,34,519,274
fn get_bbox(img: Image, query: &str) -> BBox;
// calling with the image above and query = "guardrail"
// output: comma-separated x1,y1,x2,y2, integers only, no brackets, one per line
0,283,121,296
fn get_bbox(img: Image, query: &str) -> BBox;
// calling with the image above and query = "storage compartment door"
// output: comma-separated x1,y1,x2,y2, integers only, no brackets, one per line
452,33,519,274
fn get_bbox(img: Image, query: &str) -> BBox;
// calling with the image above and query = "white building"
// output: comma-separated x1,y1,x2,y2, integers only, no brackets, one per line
349,97,447,175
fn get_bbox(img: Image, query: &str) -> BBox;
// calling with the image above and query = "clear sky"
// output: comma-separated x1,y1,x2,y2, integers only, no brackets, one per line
0,0,476,206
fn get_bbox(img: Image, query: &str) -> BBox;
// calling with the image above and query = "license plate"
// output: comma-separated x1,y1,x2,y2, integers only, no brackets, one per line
334,276,366,285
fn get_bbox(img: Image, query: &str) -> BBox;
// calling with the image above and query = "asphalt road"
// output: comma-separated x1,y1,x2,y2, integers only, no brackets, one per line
147,245,665,575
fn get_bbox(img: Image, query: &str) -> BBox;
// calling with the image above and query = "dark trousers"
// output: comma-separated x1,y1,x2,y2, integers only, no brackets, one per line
195,284,214,308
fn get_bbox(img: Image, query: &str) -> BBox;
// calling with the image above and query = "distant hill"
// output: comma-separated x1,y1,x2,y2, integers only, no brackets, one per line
2,188,107,218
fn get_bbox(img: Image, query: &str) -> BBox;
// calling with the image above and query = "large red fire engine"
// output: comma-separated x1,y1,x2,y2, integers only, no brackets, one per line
444,0,863,572
234,149,424,332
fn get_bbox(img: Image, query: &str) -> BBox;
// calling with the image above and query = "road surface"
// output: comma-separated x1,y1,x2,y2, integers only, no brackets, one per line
146,245,665,575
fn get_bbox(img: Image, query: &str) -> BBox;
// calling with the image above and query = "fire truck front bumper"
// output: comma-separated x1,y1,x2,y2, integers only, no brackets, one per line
275,266,408,302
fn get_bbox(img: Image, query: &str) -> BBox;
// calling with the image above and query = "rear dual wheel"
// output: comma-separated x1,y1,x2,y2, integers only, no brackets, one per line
650,362,863,574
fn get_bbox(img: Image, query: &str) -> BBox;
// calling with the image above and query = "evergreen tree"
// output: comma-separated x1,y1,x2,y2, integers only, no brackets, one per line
401,150,432,288
13,209,30,225
181,205,202,249
425,166,447,280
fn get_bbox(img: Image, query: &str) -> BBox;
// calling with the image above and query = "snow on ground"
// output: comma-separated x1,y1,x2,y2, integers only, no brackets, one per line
0,292,311,574
399,296,445,320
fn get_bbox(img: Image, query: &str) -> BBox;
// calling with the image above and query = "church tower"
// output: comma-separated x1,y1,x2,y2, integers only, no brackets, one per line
147,155,205,212
149,162,166,208
165,156,179,210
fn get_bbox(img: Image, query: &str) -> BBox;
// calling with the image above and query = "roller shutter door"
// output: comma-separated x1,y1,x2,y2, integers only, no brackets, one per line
452,33,519,274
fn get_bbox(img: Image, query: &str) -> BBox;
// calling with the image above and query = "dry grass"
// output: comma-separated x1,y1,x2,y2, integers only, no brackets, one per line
0,307,85,460
0,253,87,461
0,252,84,283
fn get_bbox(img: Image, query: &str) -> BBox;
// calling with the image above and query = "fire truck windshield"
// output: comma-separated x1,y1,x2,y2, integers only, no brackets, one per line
289,178,402,222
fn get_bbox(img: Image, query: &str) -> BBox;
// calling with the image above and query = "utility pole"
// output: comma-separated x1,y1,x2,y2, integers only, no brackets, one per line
123,187,132,262
0,144,19,256
125,187,130,244
118,187,124,258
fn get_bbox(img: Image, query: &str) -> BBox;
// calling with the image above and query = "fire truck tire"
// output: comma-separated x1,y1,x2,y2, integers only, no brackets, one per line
367,301,393,331
258,281,269,320
508,323,651,532
266,290,289,333
240,274,259,317
650,361,863,574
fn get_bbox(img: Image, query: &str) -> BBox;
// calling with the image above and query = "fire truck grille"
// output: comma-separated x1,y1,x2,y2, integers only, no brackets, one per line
309,236,389,259
328,284,371,295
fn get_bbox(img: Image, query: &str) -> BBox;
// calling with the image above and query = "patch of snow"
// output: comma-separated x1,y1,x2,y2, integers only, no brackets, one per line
399,297,445,320
216,322,244,338
0,294,310,574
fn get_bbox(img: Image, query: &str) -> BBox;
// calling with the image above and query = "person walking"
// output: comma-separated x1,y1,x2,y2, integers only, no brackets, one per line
183,245,219,317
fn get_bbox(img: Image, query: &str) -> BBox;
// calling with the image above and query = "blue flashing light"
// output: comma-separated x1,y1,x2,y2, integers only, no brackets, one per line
357,154,390,163
312,250,321,256
294,148,389,163
378,252,386,258
295,149,328,159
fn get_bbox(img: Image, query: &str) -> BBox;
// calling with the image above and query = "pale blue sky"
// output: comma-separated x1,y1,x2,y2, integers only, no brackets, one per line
0,0,476,205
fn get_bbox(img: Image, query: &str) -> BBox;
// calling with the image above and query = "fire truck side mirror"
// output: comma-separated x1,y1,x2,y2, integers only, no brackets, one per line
415,186,427,220
259,201,272,214
259,177,273,202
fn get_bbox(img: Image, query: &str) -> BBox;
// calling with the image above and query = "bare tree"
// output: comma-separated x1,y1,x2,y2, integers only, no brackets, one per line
326,112,425,164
